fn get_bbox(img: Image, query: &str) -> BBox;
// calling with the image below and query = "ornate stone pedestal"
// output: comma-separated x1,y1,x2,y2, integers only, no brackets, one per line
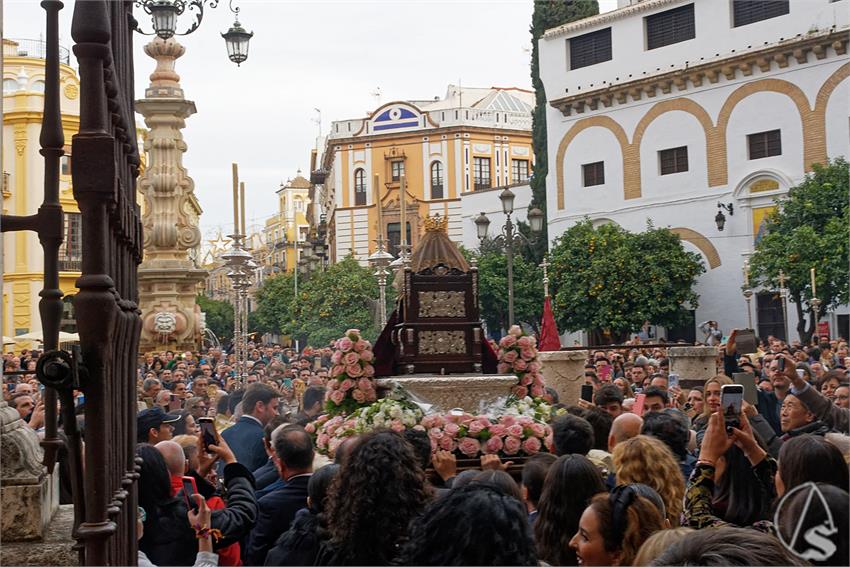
377,374,518,413
538,350,588,406
0,400,59,541
668,345,718,383
138,264,208,352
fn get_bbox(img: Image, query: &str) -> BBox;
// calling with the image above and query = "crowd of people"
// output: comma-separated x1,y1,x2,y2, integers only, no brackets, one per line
2,331,849,566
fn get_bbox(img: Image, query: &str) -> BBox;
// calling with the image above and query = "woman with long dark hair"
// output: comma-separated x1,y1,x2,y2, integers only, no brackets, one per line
318,430,432,565
534,454,606,566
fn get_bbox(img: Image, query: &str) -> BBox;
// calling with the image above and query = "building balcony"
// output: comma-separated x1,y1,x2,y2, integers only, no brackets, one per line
58,257,81,272
4,38,70,65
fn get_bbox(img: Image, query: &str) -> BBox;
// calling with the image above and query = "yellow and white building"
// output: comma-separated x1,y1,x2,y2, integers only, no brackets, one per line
261,172,312,274
2,39,81,340
317,85,534,263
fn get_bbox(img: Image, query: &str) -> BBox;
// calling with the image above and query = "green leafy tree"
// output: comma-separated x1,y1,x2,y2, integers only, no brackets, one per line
196,294,234,341
549,220,704,342
252,272,296,335
749,158,849,343
286,256,381,347
472,246,544,335
528,0,599,261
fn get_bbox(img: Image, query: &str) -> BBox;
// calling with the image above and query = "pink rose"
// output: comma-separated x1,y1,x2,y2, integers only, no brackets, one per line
545,434,554,452
517,416,534,427
357,378,372,391
354,339,368,352
328,437,343,456
506,424,524,438
497,363,511,374
517,336,532,348
346,364,364,377
509,325,523,337
530,423,546,437
331,351,342,364
429,427,444,440
501,415,516,428
468,420,485,435
330,390,345,405
512,385,529,398
503,436,522,455
520,374,533,386
502,350,518,363
513,359,527,372
343,352,360,365
457,437,481,458
484,436,503,454
362,364,375,376
317,433,330,448
352,389,366,402
331,364,345,377
359,349,374,362
444,422,460,437
390,419,405,432
528,361,541,373
499,335,517,348
522,437,542,454
366,389,377,402
489,423,506,437
338,337,353,352
521,348,536,361
339,379,355,392
531,385,545,398
438,435,456,452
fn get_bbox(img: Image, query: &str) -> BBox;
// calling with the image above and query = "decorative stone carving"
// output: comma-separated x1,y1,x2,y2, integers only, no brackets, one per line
417,330,466,355
377,374,518,413
668,345,719,383
418,291,466,318
538,350,589,407
0,400,43,480
136,36,207,352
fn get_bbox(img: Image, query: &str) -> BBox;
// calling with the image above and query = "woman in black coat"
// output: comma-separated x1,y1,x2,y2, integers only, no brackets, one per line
137,437,257,567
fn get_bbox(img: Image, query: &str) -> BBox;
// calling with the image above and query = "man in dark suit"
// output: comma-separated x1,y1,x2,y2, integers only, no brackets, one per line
245,424,313,566
221,383,279,472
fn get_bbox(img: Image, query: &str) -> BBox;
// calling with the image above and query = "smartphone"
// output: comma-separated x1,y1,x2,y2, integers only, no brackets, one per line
720,384,744,430
668,373,680,390
181,476,199,511
198,417,217,450
732,372,759,407
597,365,612,382
796,369,806,380
632,393,646,417
736,329,757,356
6,383,15,392
777,356,785,372
580,384,594,403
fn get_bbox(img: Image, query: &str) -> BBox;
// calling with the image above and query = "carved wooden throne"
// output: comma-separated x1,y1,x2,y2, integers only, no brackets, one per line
392,216,485,374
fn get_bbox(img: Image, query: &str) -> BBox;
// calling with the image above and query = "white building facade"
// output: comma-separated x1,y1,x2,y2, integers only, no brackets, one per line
539,0,849,342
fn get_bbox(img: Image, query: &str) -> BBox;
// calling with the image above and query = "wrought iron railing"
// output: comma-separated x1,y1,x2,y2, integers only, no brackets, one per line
5,38,71,65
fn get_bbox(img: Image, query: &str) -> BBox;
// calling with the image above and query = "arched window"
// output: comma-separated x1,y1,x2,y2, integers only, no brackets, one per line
431,161,444,199
354,168,366,206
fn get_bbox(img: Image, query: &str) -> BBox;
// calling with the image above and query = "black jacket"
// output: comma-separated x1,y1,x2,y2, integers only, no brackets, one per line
245,474,311,566
138,462,258,567
263,508,325,566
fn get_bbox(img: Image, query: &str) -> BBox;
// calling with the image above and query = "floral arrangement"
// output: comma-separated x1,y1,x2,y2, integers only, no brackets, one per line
421,411,552,459
325,329,377,416
306,399,424,456
497,325,547,399
503,395,565,423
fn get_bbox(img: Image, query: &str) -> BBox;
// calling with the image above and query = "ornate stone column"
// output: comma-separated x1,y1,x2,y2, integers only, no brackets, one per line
538,350,588,406
668,345,719,384
136,37,207,352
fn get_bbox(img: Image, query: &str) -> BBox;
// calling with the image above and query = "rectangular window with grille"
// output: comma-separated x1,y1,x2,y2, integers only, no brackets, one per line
732,0,789,27
391,160,405,182
659,146,689,175
511,159,530,184
569,28,612,70
582,161,605,187
473,157,491,190
59,213,82,270
646,4,695,50
747,130,782,159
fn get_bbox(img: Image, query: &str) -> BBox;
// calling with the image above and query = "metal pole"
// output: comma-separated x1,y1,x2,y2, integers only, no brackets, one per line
505,215,515,328
743,289,754,329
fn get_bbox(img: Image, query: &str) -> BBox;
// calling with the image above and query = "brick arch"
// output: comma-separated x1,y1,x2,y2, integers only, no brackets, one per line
716,78,815,174
555,116,636,209
669,227,721,269
812,62,850,162
632,98,725,188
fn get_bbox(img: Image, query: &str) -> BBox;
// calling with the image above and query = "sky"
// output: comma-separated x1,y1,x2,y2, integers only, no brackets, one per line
4,0,618,244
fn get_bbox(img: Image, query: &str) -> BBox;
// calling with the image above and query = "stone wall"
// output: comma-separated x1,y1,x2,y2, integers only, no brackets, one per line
538,350,588,406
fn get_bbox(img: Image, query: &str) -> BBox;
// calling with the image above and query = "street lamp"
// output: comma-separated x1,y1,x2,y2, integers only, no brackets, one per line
475,188,543,327
132,0,254,65
368,236,395,329
715,202,734,231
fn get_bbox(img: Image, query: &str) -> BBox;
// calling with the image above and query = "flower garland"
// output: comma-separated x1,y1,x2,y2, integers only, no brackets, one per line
421,412,552,458
325,329,377,416
497,325,546,399
503,395,565,424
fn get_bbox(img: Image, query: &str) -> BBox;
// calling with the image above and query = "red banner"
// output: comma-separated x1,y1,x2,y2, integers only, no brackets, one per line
539,296,561,351
817,321,830,339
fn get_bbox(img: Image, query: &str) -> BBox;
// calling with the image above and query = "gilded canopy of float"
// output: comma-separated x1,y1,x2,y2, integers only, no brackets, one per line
407,215,469,274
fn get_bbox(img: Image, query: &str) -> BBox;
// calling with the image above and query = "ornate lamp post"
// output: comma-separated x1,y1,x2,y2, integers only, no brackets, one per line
742,261,754,329
132,0,254,65
474,188,544,327
810,267,822,337
368,236,395,329
778,269,789,340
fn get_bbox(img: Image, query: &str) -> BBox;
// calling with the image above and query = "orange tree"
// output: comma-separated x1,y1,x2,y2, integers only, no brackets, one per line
548,220,704,342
